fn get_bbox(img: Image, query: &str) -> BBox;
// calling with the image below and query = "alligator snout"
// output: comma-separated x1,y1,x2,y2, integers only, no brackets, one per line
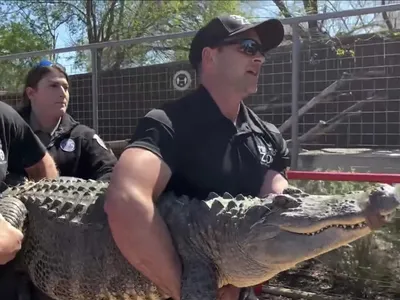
358,184,400,230
362,184,400,216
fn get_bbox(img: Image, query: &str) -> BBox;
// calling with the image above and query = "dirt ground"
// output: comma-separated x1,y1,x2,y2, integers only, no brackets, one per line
260,259,397,300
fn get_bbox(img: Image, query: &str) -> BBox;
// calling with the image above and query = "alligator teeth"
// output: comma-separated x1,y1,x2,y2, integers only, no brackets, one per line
302,222,367,235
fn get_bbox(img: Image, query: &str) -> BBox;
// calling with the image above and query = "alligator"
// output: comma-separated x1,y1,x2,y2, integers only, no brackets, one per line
0,177,399,300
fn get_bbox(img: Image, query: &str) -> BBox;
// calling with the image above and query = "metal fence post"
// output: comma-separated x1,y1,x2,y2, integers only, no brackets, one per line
91,48,99,132
290,22,301,170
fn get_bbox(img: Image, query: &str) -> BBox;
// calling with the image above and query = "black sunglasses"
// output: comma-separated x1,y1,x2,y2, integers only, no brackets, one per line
216,38,266,58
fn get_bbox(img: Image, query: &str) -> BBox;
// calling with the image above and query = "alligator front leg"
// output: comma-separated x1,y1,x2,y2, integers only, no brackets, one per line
180,258,218,300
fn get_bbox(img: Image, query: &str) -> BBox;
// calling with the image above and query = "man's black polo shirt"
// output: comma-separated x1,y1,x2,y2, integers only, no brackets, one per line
127,85,291,199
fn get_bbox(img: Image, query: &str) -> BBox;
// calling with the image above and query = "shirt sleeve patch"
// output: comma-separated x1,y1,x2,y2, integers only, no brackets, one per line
93,134,108,150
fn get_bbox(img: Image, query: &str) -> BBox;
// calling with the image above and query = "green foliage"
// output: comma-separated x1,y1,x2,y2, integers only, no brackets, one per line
0,22,52,92
289,173,377,196
1,0,246,73
82,0,245,70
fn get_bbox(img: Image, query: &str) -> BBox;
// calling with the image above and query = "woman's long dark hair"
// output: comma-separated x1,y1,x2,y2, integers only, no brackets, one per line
19,60,69,112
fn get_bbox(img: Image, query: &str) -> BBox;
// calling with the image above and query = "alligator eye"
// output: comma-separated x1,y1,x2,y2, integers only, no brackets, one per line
273,195,300,209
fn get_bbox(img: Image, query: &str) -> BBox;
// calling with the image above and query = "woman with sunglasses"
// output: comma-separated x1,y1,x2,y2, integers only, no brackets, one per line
10,60,117,182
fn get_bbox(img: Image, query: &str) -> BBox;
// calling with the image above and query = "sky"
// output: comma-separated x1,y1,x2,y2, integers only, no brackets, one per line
49,0,390,75
54,23,75,73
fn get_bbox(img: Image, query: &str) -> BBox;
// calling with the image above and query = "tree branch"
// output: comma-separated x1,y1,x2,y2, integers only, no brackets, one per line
58,0,87,20
279,70,387,133
98,0,118,41
381,0,394,32
288,93,387,146
272,0,293,18
85,0,94,42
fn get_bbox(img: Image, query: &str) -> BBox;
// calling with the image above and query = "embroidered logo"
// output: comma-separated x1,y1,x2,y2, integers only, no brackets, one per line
60,138,75,152
257,141,277,167
229,15,251,25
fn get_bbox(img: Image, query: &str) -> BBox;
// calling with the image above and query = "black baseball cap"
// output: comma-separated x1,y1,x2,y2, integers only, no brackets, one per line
189,15,284,69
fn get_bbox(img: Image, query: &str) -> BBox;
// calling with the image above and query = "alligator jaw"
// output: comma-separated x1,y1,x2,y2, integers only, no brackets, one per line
281,224,372,268
278,183,400,235
281,211,396,236
281,220,369,236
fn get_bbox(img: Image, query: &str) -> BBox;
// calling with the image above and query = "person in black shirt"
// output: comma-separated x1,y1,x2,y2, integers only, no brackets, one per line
0,101,59,299
10,60,117,181
104,15,289,300
0,101,59,186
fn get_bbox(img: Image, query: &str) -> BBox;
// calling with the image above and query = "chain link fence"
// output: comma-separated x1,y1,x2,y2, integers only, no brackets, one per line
0,3,400,169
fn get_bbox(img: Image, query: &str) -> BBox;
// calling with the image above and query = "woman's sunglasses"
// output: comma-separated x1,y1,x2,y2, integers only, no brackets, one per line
216,38,266,58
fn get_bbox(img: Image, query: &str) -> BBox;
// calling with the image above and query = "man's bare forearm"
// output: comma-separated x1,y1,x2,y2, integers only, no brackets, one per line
259,169,288,196
25,153,59,180
105,193,182,299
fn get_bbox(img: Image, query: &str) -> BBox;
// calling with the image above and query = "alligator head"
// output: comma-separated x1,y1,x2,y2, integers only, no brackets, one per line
241,184,400,280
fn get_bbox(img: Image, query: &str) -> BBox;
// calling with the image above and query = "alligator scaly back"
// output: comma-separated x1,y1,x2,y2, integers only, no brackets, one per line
1,178,166,300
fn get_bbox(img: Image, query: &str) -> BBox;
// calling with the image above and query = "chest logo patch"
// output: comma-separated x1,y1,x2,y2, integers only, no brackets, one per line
60,138,75,152
257,142,277,167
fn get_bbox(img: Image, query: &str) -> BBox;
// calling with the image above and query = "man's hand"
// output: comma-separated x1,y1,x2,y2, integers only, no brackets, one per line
259,170,288,197
25,152,59,181
217,284,241,300
0,214,23,265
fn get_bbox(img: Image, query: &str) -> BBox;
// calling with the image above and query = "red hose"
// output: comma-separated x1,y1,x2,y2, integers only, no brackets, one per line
253,284,263,295
287,170,400,184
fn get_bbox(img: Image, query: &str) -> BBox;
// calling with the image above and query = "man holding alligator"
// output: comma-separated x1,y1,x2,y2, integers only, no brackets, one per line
104,15,387,300
104,15,288,300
